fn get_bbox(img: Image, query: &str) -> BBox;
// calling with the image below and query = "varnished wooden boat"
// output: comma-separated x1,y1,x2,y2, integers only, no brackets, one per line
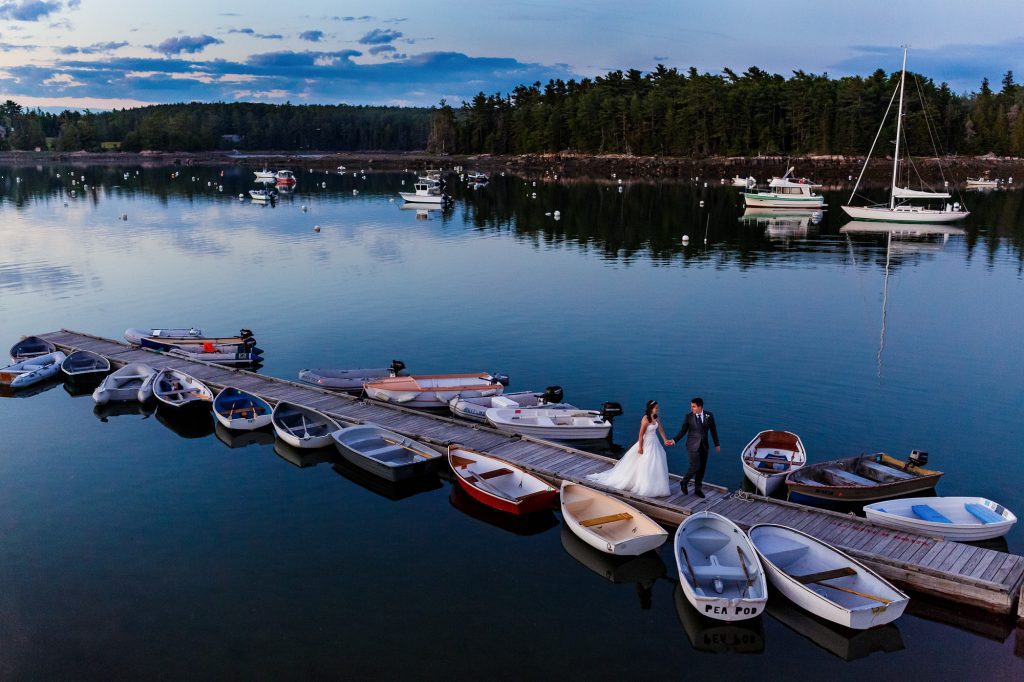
153,368,214,409
740,430,806,496
365,372,507,409
785,452,942,503
447,445,557,515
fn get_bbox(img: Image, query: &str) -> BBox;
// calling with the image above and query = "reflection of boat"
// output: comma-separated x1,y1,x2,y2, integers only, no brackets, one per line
843,48,968,223
273,440,332,468
332,457,442,501
785,451,942,504
93,401,156,422
214,421,275,449
864,496,1017,541
766,596,904,661
739,207,822,239
560,482,667,555
399,202,443,213
749,524,908,629
155,404,214,439
740,430,806,497
674,583,765,654
451,485,559,536
254,168,275,181
9,335,56,362
731,175,756,188
743,167,824,209
559,523,666,584
905,592,1015,642
0,377,61,399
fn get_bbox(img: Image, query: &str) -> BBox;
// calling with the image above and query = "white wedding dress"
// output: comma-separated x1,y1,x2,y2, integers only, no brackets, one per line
587,419,671,497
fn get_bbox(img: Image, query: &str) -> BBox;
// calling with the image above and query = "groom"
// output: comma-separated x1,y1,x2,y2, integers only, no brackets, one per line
667,397,720,498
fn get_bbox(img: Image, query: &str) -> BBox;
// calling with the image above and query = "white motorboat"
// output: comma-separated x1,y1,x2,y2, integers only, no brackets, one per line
560,482,667,555
743,168,824,209
740,430,807,496
842,48,968,223
9,335,56,362
485,405,619,441
749,524,909,629
92,363,157,404
674,511,767,622
249,188,277,201
965,176,999,188
254,168,275,181
60,349,111,381
166,342,263,367
272,401,340,449
275,170,297,185
331,423,443,482
732,175,756,188
0,351,66,389
124,326,203,345
364,373,508,409
398,180,449,204
213,387,273,431
863,496,1016,541
466,171,489,183
298,360,408,392
153,368,214,409
449,386,567,422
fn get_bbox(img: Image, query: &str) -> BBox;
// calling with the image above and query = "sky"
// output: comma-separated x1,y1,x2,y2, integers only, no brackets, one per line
0,0,1023,111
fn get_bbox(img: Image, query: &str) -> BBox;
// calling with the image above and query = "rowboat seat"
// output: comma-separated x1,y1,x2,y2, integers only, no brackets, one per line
761,541,809,569
688,527,730,556
825,469,874,486
579,512,632,527
690,562,748,582
478,468,513,480
911,504,952,524
860,460,915,481
965,503,1003,524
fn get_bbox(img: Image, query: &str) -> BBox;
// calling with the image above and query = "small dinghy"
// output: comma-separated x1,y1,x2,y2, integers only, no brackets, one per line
139,328,256,350
332,423,442,482
485,403,622,441
863,496,1017,541
674,511,768,622
449,386,567,422
298,360,407,392
272,401,340,449
448,446,557,515
92,363,157,404
741,430,807,496
785,451,942,503
364,372,508,409
153,368,214,409
9,335,56,362
167,342,263,367
213,387,273,431
749,524,909,629
560,482,667,555
124,327,203,345
1,351,66,388
60,350,111,381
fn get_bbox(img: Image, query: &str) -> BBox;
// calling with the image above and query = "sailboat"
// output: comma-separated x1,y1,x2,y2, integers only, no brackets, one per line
842,48,968,223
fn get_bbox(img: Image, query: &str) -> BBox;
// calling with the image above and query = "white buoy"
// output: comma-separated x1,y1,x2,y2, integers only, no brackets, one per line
532,181,537,186
389,197,395,202
545,212,552,217
313,225,321,232
301,205,308,212
531,192,537,198
353,189,358,195
618,178,623,184
80,175,85,181
554,174,558,180
944,180,949,187
321,182,326,188
682,235,690,243
848,175,853,181
703,182,708,188
553,210,561,218
362,175,366,180
618,186,623,193
121,213,127,221
699,200,705,207
611,173,616,179
401,180,405,185
238,194,245,199
218,185,223,192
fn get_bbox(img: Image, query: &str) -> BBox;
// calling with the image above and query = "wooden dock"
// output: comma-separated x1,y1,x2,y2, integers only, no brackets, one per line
37,329,1024,618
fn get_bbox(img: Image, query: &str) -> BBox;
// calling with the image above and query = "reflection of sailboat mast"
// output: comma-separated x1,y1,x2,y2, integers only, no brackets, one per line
877,230,891,378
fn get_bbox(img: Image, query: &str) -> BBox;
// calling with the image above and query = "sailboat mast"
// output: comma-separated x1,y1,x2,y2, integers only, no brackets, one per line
890,47,908,210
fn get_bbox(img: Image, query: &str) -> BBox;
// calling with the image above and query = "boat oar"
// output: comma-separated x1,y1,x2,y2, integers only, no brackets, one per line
819,582,893,604
679,546,698,589
736,545,754,597
383,437,436,459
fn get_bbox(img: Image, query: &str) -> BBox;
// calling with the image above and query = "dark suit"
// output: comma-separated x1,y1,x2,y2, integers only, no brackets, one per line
673,410,720,491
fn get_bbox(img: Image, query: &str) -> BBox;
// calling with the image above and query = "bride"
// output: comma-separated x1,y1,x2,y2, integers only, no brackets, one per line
587,399,671,497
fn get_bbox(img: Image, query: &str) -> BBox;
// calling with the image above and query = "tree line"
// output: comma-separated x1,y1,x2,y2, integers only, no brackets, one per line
1,64,1022,157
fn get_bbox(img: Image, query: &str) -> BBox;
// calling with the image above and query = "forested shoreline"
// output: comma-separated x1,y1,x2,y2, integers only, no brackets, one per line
2,65,1023,158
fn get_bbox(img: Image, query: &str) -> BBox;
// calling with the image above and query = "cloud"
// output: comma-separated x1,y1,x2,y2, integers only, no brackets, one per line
58,41,129,55
229,28,282,39
151,34,223,56
333,16,371,22
368,44,395,56
299,30,323,42
229,28,254,34
359,28,401,45
0,40,36,50
0,1,63,21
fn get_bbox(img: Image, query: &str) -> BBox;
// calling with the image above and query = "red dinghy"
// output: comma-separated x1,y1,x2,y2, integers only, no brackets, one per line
448,446,557,515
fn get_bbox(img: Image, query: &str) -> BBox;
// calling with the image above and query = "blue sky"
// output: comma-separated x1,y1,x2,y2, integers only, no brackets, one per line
1,0,1022,110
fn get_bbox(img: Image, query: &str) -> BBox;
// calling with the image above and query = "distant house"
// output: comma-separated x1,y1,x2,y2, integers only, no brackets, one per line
221,134,243,144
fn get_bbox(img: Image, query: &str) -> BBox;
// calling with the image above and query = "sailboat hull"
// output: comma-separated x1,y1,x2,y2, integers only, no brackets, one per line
841,205,968,223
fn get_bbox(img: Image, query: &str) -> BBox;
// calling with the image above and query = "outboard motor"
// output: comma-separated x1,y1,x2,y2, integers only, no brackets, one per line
239,329,254,339
242,336,257,349
541,385,564,405
905,449,929,471
389,359,407,376
600,401,624,422
492,373,510,387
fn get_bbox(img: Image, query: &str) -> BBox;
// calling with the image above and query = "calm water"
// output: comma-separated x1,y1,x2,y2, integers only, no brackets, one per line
1,164,1023,680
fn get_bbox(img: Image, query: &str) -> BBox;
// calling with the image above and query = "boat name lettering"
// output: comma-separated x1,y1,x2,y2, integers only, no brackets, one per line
704,605,759,616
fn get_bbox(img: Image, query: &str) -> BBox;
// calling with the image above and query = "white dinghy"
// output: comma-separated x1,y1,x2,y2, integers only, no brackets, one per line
60,350,111,381
299,360,407,392
124,327,203,345
740,430,807,496
749,524,909,629
560,482,667,555
272,401,340,449
863,496,1016,542
331,423,442,482
485,403,621,441
674,511,768,622
213,387,273,431
153,368,214,409
0,351,66,389
449,386,567,423
10,335,56,362
92,363,157,404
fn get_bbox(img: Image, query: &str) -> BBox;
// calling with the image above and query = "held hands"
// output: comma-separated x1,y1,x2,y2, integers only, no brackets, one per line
665,439,675,446
715,445,721,453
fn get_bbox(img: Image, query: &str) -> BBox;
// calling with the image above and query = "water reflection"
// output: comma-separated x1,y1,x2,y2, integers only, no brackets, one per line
0,376,61,399
93,401,156,422
214,422,275,449
560,524,665,609
273,440,332,468
449,485,558,536
155,404,214,439
674,583,765,654
765,596,903,661
332,457,442,500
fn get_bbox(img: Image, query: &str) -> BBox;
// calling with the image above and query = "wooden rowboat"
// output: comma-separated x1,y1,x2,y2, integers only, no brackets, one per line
153,368,214,409
9,335,56,362
271,401,340,449
785,452,942,504
674,511,767,622
213,387,273,431
740,430,806,497
60,349,111,381
863,496,1016,541
749,523,909,629
447,446,557,515
332,423,442,482
560,482,667,555
364,373,507,409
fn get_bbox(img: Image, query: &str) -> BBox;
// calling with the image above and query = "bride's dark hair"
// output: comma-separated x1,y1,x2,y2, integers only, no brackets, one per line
645,399,658,422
